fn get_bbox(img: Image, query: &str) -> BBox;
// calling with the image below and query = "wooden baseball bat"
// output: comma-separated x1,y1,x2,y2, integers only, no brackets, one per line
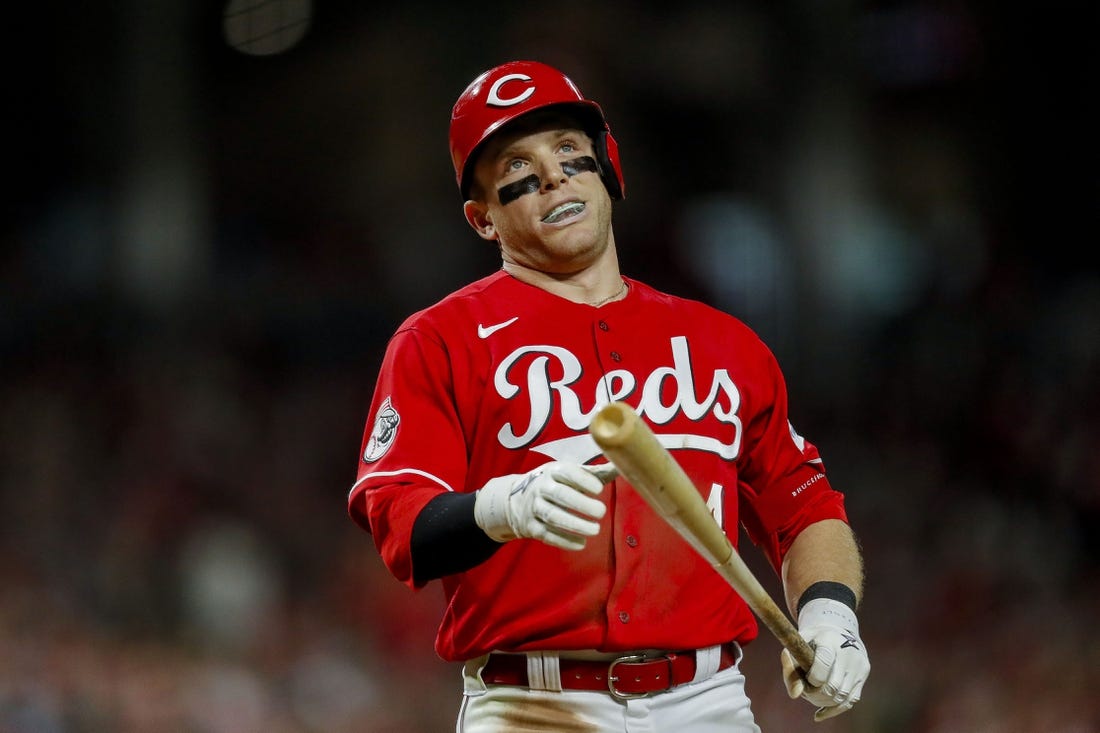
588,400,816,671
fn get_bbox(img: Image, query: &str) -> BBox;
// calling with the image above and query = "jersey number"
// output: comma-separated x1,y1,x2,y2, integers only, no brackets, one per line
706,483,724,529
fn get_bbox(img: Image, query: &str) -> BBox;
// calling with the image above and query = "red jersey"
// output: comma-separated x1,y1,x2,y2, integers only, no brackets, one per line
348,271,847,662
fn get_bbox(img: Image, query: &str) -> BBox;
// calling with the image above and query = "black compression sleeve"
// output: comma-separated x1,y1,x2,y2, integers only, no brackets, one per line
410,491,502,584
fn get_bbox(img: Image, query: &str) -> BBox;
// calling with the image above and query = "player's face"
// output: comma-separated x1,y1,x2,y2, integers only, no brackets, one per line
464,115,614,276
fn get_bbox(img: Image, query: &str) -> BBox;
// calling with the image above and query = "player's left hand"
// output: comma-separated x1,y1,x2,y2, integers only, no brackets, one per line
780,598,870,722
473,462,611,550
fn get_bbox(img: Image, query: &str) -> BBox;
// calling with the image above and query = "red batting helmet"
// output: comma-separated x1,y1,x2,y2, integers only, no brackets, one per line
449,60,625,201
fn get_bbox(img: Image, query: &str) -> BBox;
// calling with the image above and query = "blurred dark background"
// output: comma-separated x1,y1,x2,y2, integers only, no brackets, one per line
2,1,1097,731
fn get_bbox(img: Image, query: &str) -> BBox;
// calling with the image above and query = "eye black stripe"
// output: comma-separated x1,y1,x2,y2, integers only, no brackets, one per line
561,156,599,177
496,156,601,205
498,175,540,205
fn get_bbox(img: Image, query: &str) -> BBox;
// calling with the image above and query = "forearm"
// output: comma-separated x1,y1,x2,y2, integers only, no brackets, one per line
410,462,609,584
410,492,501,584
780,518,864,617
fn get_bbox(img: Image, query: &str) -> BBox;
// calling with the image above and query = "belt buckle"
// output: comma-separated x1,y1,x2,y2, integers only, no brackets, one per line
607,653,650,699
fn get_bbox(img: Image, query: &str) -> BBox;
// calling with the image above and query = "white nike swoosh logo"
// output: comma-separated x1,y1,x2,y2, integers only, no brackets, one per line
477,316,519,339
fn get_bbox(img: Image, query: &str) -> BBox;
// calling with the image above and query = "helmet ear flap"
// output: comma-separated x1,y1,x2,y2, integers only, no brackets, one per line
594,130,625,200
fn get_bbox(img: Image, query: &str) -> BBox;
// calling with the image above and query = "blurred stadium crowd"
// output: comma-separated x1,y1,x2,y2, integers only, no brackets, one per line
2,1,1096,731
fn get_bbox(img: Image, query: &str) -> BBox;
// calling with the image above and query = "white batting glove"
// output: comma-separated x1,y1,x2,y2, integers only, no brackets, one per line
473,462,611,551
780,599,870,722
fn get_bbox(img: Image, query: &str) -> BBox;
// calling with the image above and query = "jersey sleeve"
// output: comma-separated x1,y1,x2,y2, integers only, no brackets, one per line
347,324,470,589
735,340,848,572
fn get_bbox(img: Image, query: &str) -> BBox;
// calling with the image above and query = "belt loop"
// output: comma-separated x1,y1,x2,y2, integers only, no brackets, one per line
542,652,562,692
692,644,721,682
464,655,491,696
527,652,562,691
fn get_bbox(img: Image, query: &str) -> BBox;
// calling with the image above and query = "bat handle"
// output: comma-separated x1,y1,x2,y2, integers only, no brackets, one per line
720,559,816,671
766,613,816,672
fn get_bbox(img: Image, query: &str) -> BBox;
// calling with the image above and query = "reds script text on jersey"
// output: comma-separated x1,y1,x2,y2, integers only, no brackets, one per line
348,271,847,662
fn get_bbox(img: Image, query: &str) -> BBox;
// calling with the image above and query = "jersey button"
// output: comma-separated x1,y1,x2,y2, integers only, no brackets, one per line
626,535,638,547
618,611,630,623
610,351,622,362
598,320,609,331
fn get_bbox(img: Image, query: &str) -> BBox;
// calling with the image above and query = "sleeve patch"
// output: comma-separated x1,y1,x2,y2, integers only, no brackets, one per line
363,396,400,463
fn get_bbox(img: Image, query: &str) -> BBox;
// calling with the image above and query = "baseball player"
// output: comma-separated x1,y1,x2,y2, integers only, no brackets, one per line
348,60,870,732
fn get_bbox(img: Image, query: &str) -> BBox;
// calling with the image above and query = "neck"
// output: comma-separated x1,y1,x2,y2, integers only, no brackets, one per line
501,262,624,306
501,241,624,306
586,279,627,307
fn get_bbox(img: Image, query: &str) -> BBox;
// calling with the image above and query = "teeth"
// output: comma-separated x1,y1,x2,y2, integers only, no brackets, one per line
542,202,585,224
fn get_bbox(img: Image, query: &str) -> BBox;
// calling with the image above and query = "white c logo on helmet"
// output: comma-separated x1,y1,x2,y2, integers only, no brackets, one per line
487,73,535,107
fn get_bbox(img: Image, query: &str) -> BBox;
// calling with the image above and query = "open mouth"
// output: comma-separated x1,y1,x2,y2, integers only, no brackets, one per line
541,201,586,224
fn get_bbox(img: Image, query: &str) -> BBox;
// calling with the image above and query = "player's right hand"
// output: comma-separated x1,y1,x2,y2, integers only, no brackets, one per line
473,462,610,550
